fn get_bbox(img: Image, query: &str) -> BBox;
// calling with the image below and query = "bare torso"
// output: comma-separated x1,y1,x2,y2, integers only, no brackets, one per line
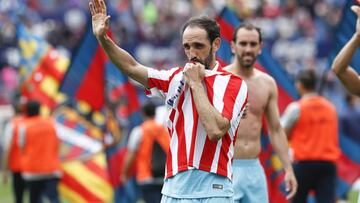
225,65,273,159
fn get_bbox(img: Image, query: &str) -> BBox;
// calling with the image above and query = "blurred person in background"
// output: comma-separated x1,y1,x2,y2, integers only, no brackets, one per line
332,5,360,97
2,100,26,203
90,0,248,202
224,23,297,203
340,93,360,137
121,101,170,203
19,100,61,203
281,70,340,203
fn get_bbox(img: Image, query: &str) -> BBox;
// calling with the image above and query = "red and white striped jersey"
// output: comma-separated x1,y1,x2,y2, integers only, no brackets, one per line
146,62,248,180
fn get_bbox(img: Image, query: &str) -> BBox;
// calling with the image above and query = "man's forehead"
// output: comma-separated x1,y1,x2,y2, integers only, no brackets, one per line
236,29,260,42
183,26,207,37
182,27,208,43
236,28,259,37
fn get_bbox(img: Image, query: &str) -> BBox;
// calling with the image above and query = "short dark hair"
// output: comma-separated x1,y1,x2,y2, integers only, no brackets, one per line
26,100,40,117
297,69,317,91
181,16,220,43
142,101,156,118
232,23,262,43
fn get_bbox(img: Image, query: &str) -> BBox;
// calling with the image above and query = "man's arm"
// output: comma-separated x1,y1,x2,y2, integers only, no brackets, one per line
280,102,300,137
89,0,149,88
184,63,230,141
120,150,137,184
1,121,13,184
120,126,142,183
265,78,297,199
331,5,360,96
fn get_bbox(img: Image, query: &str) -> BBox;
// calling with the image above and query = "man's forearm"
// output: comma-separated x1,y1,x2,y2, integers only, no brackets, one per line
331,34,360,95
97,35,148,87
270,130,293,171
332,34,360,75
190,82,229,141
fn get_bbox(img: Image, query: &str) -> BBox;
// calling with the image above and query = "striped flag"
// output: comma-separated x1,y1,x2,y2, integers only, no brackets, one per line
17,24,69,114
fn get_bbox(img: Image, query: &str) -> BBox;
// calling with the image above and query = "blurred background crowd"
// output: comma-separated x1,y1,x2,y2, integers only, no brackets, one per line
1,0,357,111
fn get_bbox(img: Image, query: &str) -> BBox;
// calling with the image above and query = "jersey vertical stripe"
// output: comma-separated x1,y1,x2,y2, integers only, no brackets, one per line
169,120,178,175
188,94,199,167
175,92,188,171
198,74,218,171
230,80,248,136
182,89,194,162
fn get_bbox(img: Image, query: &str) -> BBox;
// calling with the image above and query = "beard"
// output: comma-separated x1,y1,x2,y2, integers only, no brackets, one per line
238,53,256,69
190,47,213,70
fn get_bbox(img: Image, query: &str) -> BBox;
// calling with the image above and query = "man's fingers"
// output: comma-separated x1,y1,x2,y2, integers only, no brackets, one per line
286,180,297,200
285,181,290,192
286,187,296,200
94,0,103,14
105,15,111,27
101,0,107,14
89,2,95,16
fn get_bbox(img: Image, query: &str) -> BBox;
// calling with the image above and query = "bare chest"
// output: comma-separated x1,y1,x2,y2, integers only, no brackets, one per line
246,79,270,117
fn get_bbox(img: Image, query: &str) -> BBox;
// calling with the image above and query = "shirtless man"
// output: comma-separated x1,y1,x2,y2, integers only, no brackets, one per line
224,24,297,203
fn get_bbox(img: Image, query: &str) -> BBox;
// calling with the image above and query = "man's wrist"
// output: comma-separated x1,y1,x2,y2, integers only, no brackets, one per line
284,166,294,173
97,34,110,44
189,81,203,89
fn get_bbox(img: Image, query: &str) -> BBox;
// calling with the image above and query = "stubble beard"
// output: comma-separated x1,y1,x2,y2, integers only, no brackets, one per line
238,54,256,69
190,47,213,70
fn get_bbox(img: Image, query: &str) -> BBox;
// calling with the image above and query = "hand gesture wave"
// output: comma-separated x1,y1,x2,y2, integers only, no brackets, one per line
89,0,110,38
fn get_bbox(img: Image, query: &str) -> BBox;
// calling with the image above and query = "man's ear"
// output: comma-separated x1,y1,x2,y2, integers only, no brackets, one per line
230,41,235,54
212,37,221,53
258,42,263,55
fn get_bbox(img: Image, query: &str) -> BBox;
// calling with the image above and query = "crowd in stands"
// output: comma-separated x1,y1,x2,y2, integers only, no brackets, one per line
1,0,359,113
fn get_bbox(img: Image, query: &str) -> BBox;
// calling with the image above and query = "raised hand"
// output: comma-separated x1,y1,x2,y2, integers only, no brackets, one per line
351,5,360,37
89,0,110,38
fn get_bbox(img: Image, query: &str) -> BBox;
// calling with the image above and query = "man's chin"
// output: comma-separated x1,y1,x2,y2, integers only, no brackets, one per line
243,63,254,68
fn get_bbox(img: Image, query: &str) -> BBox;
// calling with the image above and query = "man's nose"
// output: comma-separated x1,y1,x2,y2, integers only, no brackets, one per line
189,48,198,60
244,45,252,52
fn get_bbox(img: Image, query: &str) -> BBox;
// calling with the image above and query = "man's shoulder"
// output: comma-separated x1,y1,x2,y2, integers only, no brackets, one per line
255,69,275,82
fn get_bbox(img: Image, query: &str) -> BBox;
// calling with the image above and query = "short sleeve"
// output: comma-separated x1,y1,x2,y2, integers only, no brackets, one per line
229,80,248,135
127,126,143,151
146,67,182,100
281,102,300,130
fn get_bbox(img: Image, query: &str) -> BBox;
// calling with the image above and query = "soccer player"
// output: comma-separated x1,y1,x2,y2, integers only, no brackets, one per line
89,0,248,202
224,24,297,203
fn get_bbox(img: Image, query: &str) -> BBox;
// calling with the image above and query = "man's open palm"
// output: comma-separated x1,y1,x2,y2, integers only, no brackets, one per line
89,0,110,38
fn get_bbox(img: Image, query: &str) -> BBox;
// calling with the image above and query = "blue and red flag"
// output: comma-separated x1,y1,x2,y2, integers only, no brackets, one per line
216,6,298,203
59,22,106,111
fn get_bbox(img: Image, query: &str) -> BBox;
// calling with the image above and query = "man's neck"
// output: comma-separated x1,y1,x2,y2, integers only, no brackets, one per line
301,91,318,99
232,61,255,77
209,61,218,70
